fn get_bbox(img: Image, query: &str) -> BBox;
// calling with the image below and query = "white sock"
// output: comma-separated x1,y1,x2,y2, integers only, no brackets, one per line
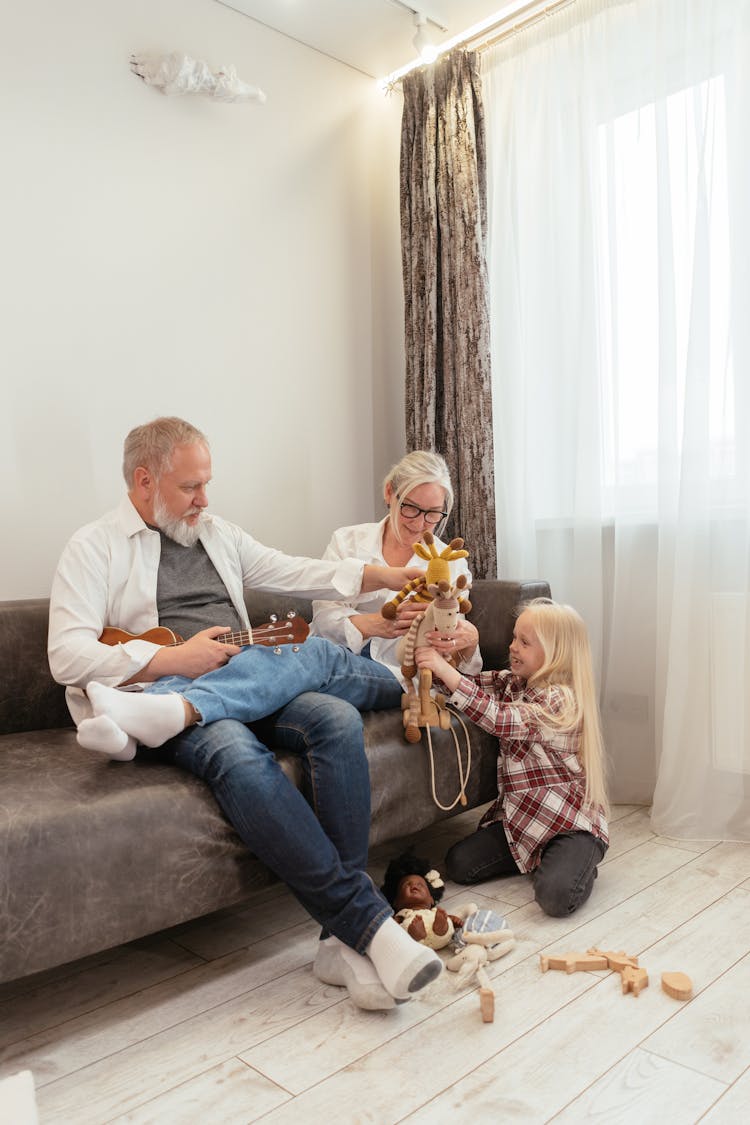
314,937,395,1010
366,917,443,1000
76,715,137,761
86,682,186,748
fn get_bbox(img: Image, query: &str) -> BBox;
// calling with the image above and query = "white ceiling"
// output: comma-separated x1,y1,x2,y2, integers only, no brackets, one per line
214,0,519,80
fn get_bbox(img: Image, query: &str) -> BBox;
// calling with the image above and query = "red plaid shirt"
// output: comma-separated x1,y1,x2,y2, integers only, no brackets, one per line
448,670,608,873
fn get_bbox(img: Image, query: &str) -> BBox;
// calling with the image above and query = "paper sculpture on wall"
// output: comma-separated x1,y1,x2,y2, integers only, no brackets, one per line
130,52,266,103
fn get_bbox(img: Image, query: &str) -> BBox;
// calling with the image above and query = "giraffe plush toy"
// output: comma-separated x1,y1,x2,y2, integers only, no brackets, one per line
381,532,472,744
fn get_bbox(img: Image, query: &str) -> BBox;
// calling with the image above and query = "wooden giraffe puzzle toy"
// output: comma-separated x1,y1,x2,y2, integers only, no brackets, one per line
540,947,692,1001
539,951,609,974
587,948,639,972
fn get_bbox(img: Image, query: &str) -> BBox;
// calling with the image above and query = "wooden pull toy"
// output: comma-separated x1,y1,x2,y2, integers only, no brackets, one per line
382,532,475,811
381,533,471,746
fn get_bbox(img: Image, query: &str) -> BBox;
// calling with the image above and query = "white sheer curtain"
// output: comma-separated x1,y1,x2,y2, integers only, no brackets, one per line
484,0,750,839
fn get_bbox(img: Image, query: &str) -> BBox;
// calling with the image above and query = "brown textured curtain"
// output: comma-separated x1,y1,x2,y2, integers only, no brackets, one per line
401,50,497,579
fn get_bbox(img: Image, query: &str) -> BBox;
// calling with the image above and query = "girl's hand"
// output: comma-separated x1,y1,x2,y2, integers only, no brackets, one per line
415,645,462,693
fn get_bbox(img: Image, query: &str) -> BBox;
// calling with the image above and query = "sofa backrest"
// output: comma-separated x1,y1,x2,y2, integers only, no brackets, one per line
0,579,550,736
241,578,552,683
468,579,551,670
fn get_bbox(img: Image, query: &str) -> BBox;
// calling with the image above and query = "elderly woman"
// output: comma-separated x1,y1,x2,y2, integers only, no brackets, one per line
310,451,481,682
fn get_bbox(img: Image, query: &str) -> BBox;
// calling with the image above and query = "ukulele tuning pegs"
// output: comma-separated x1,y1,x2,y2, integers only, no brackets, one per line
292,645,300,652
273,647,282,655
269,614,278,623
287,610,297,619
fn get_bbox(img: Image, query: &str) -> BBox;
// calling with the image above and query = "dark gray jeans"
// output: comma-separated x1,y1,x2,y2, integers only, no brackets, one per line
445,821,607,917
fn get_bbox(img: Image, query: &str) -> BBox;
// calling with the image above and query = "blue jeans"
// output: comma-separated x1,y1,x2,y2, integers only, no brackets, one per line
162,693,394,951
147,637,403,724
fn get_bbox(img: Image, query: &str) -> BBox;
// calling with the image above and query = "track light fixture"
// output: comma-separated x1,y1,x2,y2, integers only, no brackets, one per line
390,1,447,65
412,12,439,63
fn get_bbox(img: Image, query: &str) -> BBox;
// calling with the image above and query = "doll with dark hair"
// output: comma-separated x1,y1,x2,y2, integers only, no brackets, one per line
382,849,516,1021
382,850,515,960
381,850,465,949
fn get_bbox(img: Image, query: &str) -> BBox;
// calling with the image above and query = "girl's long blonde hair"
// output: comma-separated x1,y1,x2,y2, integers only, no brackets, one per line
520,598,608,814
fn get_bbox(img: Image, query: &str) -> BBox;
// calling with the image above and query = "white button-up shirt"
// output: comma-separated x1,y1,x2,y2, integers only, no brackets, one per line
48,495,365,724
309,518,482,689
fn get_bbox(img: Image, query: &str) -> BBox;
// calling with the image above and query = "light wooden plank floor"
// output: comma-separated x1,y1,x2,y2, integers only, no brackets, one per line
1,805,749,1124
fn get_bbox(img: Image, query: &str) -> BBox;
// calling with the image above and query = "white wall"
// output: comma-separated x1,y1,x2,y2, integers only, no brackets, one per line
1,0,406,599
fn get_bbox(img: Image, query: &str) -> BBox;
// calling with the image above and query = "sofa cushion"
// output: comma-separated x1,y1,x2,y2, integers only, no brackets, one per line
0,729,286,981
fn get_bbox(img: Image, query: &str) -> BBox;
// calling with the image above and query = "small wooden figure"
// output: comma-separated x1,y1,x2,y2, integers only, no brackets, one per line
588,947,639,972
477,969,495,1023
661,971,693,1000
539,952,609,974
621,965,649,996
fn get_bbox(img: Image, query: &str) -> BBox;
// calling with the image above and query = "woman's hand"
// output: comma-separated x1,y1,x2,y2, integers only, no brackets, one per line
421,619,479,663
351,599,425,640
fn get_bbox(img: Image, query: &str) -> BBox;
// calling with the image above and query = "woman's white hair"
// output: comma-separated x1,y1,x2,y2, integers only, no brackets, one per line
382,450,454,544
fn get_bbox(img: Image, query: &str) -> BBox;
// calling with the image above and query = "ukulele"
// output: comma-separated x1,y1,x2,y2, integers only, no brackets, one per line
99,612,309,650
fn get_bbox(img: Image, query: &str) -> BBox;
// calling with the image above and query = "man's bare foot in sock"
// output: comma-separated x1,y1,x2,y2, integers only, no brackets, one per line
314,937,395,1010
366,917,443,1000
76,715,137,761
86,681,190,748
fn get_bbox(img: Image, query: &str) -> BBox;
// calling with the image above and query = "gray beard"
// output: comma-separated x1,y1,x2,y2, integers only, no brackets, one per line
152,491,206,548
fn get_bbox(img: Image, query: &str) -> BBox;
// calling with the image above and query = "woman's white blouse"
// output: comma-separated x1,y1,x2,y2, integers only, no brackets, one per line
309,518,482,689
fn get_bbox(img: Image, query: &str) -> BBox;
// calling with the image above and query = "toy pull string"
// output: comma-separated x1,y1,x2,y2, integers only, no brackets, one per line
423,708,472,812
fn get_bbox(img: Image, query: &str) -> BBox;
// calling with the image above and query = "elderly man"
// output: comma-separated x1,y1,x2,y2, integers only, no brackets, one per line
48,417,443,1010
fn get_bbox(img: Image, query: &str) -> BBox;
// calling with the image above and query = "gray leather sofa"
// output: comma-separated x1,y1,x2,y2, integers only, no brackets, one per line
0,578,549,984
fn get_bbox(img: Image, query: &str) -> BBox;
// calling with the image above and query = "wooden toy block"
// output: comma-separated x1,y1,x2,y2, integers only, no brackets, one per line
479,987,495,1022
661,972,693,1000
621,965,649,996
588,947,639,972
540,952,609,974
475,966,495,1023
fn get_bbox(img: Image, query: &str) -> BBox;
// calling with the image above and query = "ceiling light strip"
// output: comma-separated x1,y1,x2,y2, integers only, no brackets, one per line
380,0,577,87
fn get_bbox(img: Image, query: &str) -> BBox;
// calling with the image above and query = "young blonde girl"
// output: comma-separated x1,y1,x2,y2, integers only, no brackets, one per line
415,598,609,917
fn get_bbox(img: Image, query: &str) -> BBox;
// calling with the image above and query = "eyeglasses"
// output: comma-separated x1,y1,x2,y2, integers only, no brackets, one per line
399,501,448,526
